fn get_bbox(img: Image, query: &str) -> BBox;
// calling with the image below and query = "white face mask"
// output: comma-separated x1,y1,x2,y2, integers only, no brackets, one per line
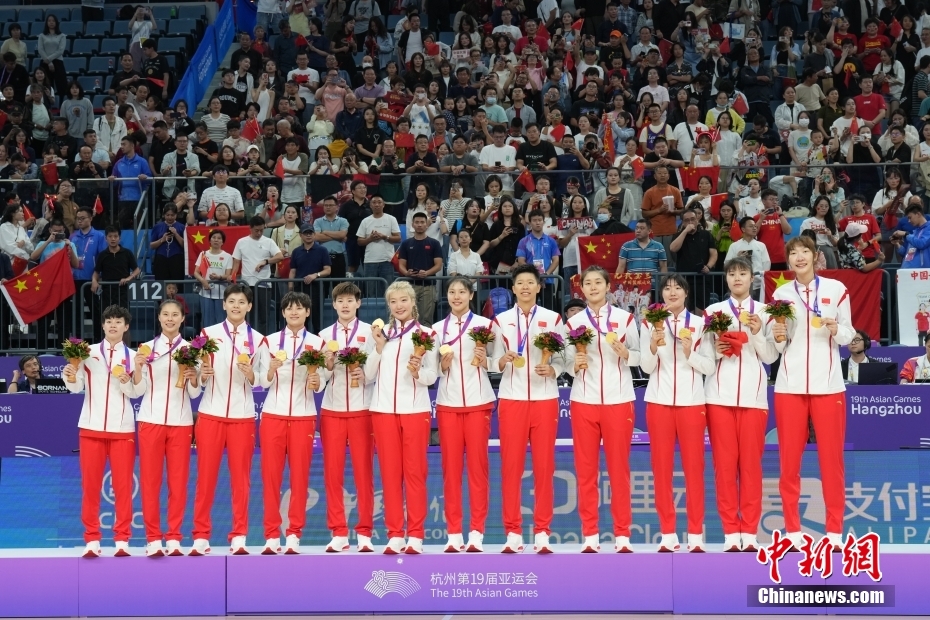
799,118,810,127
596,212,610,223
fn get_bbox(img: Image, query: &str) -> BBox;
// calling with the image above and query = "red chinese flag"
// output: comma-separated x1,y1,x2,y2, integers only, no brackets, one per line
267,195,277,219
708,193,727,220
631,157,645,180
719,38,730,54
849,117,859,137
0,250,75,327
685,167,720,193
208,199,217,221
295,34,308,47
0,109,7,132
40,163,59,186
425,42,440,56
571,18,584,31
732,92,749,116
602,116,616,161
890,17,903,38
185,225,251,276
393,132,415,149
762,269,882,341
241,118,261,142
578,233,635,273
549,124,567,143
148,78,166,88
275,156,285,179
197,251,210,277
516,168,535,193
93,195,104,215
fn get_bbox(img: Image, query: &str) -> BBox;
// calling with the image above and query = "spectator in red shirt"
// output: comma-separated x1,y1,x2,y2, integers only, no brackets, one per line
838,193,881,259
754,189,793,270
514,19,550,56
853,75,887,130
856,18,889,73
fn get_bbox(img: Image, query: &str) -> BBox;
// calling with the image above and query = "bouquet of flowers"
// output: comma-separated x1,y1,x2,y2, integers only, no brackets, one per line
764,300,795,343
534,331,565,365
468,326,496,367
337,347,368,388
566,326,594,370
703,311,733,335
172,345,201,389
297,346,327,388
62,338,91,383
189,335,220,367
643,303,673,347
408,330,435,373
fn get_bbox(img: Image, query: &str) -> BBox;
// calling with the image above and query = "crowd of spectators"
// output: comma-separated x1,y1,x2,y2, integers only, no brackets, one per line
2,0,930,346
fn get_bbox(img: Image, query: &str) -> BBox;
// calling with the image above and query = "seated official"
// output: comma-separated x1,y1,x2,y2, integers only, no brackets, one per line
8,354,43,394
841,329,879,383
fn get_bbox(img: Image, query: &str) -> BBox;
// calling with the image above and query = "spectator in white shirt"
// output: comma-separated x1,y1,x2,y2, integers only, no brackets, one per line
232,216,285,333
197,165,246,222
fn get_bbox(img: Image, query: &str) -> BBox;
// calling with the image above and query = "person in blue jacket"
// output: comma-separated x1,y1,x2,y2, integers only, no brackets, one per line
892,202,930,267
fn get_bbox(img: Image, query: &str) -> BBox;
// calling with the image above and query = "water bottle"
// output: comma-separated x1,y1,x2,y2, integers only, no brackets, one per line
170,6,177,18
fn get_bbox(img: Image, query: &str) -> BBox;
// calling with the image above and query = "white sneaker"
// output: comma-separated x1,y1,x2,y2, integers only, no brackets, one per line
444,533,465,553
827,532,843,552
405,537,424,554
189,538,211,556
688,533,705,553
581,534,600,553
534,532,553,554
657,533,680,552
114,541,131,557
261,538,280,555
383,537,406,554
723,533,742,552
82,541,101,558
326,535,350,552
284,534,300,555
356,534,374,552
786,531,805,551
741,534,759,553
614,536,633,553
501,532,524,554
466,530,484,553
145,541,165,557
165,540,184,556
230,535,249,555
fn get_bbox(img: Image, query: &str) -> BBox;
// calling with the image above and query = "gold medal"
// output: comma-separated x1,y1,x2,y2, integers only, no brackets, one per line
678,328,692,339
138,344,152,356
739,310,751,325
111,364,125,377
274,350,287,361
439,345,453,356
513,356,526,368
326,340,340,352
811,316,823,329
371,318,385,330
237,353,251,364
605,332,619,344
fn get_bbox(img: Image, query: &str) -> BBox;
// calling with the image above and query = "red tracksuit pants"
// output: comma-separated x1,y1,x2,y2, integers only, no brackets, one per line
192,415,255,542
138,422,193,542
646,403,706,535
321,411,374,538
775,392,846,534
437,405,492,535
499,398,558,536
371,412,430,539
80,430,135,543
260,415,315,540
571,402,634,537
706,405,766,536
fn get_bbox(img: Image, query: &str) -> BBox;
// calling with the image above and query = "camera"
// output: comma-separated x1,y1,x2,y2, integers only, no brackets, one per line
53,232,65,241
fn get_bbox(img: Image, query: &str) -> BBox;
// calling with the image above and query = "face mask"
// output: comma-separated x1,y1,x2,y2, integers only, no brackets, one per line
596,213,610,223
486,97,497,105
799,118,810,127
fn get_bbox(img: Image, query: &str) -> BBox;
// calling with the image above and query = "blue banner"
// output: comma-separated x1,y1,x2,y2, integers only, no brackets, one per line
236,0,258,41
170,23,217,109
214,0,235,61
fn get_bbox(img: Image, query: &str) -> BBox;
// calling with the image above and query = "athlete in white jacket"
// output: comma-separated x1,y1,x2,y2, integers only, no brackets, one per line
257,292,327,555
319,282,377,553
490,264,566,554
62,305,137,559
639,274,715,552
190,284,265,557
564,266,641,553
366,281,440,555
700,257,779,553
130,300,202,557
770,236,855,551
432,276,496,553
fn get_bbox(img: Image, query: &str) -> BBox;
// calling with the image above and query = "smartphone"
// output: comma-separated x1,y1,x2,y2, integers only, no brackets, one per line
495,161,501,167
747,37,756,43
696,148,706,155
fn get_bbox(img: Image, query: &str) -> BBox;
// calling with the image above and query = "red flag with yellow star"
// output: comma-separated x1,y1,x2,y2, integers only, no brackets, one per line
579,233,635,274
764,269,882,340
184,225,251,276
0,249,75,327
